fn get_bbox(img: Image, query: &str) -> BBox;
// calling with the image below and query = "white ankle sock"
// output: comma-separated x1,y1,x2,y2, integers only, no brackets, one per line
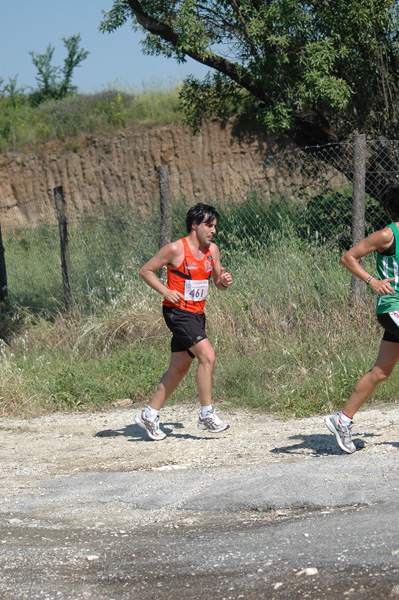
145,406,159,421
339,410,352,425
201,405,213,418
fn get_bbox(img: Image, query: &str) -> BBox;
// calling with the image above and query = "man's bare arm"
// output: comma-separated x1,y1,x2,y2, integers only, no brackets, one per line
139,241,185,303
210,243,233,290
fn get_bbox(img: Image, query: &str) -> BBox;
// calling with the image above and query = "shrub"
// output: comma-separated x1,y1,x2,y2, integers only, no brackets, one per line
300,186,387,248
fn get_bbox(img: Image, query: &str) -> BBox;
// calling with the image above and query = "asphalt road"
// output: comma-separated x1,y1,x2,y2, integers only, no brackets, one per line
1,451,399,599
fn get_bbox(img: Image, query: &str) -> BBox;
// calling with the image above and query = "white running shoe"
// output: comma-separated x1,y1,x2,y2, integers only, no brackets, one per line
325,412,356,454
135,410,166,441
198,407,229,433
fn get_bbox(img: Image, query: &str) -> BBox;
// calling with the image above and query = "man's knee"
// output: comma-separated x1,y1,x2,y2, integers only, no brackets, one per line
174,362,191,378
193,341,216,366
166,352,193,379
203,347,216,368
372,365,393,383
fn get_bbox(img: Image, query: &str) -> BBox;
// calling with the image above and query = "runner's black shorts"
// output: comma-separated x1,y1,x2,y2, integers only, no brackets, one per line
378,312,399,343
163,306,207,357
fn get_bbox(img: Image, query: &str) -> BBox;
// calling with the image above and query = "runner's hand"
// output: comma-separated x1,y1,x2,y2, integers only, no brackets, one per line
163,289,184,304
219,267,232,288
369,277,396,295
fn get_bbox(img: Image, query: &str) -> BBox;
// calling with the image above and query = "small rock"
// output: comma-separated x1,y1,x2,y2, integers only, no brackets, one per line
296,568,319,577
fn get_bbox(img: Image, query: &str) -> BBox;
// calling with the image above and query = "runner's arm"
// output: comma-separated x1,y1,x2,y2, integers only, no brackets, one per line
210,244,233,290
340,228,396,295
139,243,185,303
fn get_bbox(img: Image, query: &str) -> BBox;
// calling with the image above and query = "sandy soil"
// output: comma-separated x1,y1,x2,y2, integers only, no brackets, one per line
1,400,398,498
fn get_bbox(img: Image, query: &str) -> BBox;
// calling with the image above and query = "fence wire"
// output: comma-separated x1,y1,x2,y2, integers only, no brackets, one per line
1,138,399,313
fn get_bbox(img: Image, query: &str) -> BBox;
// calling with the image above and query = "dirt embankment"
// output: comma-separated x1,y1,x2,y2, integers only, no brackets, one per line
0,121,289,231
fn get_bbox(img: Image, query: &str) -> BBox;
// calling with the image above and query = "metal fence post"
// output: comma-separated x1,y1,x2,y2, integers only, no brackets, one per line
350,134,367,300
156,165,172,282
54,186,74,311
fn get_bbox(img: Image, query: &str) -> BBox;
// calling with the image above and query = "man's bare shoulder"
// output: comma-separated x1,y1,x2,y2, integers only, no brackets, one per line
208,242,220,256
162,239,184,256
371,226,395,252
158,238,184,267
380,226,395,241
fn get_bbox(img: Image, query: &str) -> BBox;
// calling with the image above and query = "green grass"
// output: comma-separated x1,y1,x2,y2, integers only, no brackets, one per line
0,194,397,418
2,80,393,419
4,206,160,313
0,222,396,418
14,345,169,412
0,81,183,153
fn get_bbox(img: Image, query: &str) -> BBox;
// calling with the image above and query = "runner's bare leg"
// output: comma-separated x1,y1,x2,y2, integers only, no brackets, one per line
343,340,399,418
149,351,193,411
189,338,216,407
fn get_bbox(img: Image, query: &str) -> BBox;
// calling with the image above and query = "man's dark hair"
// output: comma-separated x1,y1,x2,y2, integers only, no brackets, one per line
380,183,399,221
185,203,220,233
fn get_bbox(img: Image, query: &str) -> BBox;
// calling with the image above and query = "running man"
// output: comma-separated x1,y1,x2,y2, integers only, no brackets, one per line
325,183,399,453
136,202,233,440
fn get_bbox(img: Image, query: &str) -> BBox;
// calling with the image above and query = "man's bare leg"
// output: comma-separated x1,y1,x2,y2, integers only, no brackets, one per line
189,338,216,407
325,340,399,453
136,351,193,440
342,340,399,418
190,338,229,432
149,351,194,411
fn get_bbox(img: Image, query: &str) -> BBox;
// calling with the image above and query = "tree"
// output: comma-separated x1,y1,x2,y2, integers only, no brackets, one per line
100,0,399,147
0,76,26,107
29,34,89,105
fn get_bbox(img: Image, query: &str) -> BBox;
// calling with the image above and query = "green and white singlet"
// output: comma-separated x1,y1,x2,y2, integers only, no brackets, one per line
376,222,399,315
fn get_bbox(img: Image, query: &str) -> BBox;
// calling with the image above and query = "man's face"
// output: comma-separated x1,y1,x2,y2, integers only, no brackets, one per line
195,217,217,246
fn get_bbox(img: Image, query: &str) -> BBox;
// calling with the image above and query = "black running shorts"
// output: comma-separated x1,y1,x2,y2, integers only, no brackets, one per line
378,312,399,343
163,306,207,357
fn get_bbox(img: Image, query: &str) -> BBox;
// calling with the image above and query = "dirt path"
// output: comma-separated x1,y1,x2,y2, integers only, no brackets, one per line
1,401,398,500
2,402,399,599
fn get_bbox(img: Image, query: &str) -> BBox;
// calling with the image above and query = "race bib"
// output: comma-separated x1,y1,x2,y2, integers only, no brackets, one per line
184,279,209,302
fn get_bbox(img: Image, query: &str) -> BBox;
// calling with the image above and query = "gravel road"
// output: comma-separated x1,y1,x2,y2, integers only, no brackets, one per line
1,401,399,599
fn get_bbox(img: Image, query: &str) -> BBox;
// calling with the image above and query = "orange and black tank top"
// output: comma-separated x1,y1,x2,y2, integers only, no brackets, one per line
163,237,214,314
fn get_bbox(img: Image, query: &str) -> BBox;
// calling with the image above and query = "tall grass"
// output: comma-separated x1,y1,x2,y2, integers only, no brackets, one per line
4,204,160,313
1,198,396,418
0,81,182,152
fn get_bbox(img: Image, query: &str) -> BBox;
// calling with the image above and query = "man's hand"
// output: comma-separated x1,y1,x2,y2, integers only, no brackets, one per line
163,289,185,304
369,276,396,295
219,267,233,289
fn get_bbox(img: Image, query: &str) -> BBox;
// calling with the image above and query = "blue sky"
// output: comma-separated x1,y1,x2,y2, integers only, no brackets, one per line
0,0,210,93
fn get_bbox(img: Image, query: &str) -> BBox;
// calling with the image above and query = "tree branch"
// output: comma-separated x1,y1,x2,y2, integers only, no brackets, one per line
126,0,261,95
126,0,340,146
228,0,261,61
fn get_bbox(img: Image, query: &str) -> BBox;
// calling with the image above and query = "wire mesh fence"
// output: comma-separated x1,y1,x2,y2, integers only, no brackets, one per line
1,137,398,314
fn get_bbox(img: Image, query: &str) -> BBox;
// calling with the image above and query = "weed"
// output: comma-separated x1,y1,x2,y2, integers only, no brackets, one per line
0,81,182,153
0,194,396,418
